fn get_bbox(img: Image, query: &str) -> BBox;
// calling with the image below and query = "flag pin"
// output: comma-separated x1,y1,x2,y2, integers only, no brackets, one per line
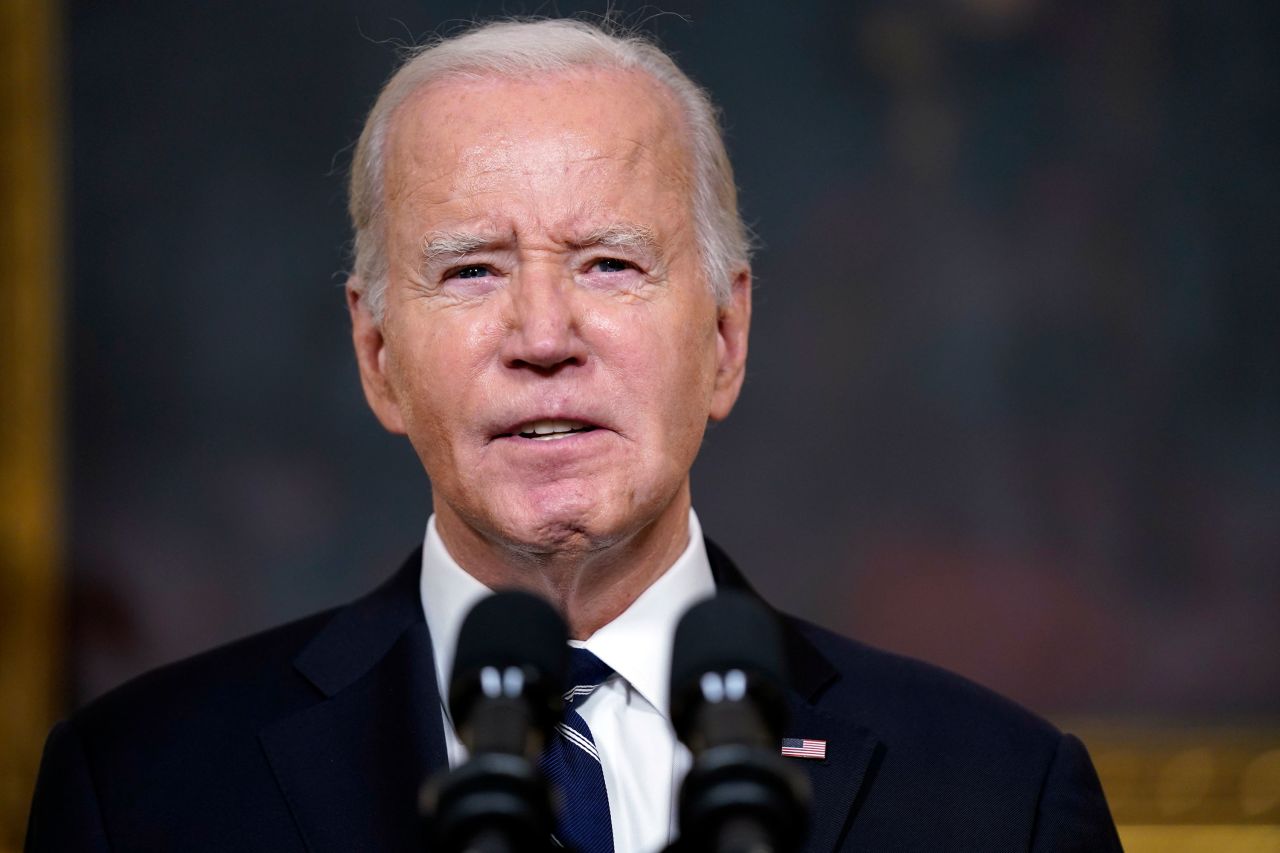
780,737,827,760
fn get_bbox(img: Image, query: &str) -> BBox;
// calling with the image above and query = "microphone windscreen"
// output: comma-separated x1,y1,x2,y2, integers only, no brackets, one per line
450,590,568,725
670,594,809,850
670,591,786,703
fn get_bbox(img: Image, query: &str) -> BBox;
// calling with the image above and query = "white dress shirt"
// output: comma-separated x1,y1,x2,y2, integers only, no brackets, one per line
419,510,716,853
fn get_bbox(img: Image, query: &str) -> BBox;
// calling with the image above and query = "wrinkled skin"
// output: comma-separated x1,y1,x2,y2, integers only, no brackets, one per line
348,67,750,636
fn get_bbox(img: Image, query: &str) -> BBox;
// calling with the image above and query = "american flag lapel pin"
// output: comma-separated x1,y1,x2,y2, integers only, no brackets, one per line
780,737,827,760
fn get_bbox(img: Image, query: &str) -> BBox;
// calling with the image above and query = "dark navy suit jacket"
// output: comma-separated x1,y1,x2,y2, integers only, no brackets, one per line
27,541,1122,852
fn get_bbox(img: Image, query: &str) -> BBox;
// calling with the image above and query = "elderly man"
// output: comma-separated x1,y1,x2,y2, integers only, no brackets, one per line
27,18,1120,853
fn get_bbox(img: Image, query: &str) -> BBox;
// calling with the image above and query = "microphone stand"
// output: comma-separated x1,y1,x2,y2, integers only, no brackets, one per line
421,697,560,853
668,593,811,853
420,592,570,853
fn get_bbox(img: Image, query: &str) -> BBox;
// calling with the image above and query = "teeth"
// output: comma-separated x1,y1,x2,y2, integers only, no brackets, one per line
517,419,591,439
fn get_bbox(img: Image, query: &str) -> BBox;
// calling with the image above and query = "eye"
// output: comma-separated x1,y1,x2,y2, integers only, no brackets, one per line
591,258,634,274
434,263,502,297
452,265,492,280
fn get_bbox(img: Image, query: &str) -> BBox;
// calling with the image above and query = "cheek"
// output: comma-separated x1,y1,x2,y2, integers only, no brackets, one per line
605,305,719,429
383,343,440,446
385,319,481,432
664,300,719,387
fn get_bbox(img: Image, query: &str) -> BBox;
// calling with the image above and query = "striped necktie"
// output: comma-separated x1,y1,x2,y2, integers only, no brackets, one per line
540,647,615,852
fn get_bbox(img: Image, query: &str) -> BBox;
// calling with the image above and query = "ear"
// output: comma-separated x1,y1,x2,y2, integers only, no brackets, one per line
347,276,407,435
709,267,752,422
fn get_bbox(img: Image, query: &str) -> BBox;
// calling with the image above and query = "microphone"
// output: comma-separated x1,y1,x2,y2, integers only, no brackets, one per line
669,592,810,853
421,591,567,853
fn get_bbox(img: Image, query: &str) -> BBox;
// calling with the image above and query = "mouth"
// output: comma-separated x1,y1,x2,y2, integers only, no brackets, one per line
496,418,602,442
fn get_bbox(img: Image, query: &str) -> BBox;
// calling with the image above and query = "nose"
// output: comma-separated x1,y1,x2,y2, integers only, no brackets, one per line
501,264,586,373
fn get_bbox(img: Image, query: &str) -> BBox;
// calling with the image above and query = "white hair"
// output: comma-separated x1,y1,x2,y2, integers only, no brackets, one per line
347,18,751,323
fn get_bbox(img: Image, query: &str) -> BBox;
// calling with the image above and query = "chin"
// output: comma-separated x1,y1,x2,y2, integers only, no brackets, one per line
498,484,636,557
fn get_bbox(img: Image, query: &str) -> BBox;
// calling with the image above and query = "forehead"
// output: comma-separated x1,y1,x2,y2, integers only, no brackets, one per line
382,67,695,228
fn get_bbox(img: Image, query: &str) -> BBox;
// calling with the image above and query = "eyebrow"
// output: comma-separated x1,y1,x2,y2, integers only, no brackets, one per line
573,223,660,256
421,231,504,263
419,223,662,265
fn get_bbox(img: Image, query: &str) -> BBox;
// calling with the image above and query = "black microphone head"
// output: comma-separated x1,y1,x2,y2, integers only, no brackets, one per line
669,591,788,743
449,590,568,739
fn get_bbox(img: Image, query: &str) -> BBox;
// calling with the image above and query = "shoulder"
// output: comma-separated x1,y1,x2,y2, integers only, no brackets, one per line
29,553,428,850
71,607,335,756
69,548,424,749
787,615,1063,767
29,609,351,851
707,537,1064,763
787,617,1121,850
27,608,339,850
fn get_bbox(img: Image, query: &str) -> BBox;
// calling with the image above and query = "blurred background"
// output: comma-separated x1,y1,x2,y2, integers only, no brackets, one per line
3,0,1278,849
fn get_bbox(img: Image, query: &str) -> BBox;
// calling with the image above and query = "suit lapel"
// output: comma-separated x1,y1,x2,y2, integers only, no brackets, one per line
706,539,881,853
259,550,449,853
783,696,881,853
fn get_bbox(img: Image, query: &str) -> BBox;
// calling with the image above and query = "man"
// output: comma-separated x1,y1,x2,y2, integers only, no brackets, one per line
27,18,1121,853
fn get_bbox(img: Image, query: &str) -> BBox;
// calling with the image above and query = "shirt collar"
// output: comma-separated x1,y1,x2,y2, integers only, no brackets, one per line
419,514,493,713
576,510,715,718
419,509,716,720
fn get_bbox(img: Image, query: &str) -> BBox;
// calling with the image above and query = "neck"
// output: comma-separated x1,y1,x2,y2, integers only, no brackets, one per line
434,486,693,640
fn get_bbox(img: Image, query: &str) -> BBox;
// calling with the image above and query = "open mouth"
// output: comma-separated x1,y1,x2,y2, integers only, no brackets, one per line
501,419,600,441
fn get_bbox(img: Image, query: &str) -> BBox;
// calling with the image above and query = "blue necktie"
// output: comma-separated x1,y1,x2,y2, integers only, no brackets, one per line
540,647,615,852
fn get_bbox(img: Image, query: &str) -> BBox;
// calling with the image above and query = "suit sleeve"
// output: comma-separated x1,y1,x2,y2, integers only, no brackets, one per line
25,720,112,853
1030,732,1123,852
